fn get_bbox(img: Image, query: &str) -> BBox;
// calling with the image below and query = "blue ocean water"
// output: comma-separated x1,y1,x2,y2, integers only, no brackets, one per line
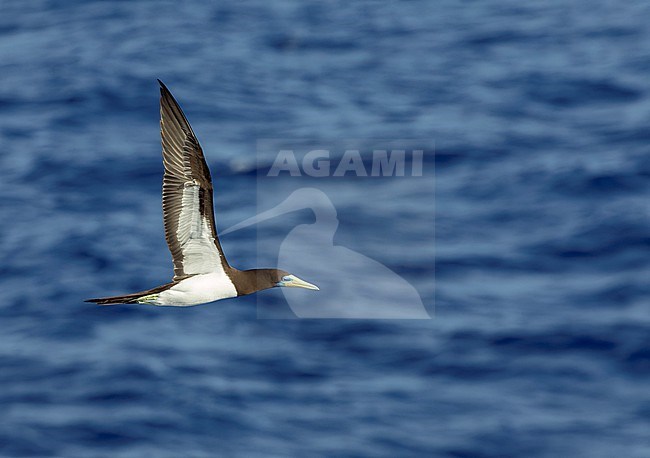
0,0,649,456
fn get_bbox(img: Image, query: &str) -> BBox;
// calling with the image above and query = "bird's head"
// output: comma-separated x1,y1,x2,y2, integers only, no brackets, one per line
234,268,319,295
273,270,320,290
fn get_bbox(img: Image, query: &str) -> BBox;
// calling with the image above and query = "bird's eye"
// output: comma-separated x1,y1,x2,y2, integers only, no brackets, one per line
282,275,292,282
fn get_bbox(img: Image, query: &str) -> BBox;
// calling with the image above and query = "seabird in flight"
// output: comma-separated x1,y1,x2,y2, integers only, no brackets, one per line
86,80,319,306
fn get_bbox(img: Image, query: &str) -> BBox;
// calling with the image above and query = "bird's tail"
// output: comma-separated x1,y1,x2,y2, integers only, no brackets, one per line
84,292,159,306
85,280,179,305
84,290,158,305
84,294,136,305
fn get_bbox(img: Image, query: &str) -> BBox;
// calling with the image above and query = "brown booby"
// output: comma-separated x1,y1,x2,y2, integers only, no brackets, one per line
85,80,319,306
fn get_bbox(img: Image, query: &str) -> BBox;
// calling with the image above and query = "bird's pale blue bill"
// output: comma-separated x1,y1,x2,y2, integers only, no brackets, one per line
277,274,319,290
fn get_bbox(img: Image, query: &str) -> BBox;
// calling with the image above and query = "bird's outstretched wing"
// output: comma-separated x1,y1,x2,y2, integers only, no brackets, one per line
158,80,230,280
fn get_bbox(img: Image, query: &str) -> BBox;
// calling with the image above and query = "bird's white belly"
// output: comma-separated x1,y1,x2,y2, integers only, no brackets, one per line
154,272,237,306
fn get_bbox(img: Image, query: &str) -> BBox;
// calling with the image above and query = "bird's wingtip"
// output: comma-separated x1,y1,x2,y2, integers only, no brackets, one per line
157,79,169,93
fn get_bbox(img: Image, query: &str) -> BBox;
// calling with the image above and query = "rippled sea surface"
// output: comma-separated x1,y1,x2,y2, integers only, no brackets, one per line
1,1,649,457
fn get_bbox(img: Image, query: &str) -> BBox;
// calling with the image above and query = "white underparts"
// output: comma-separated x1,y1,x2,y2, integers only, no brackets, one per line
153,272,237,306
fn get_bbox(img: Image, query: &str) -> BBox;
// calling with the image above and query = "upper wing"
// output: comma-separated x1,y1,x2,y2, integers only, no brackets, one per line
158,80,230,280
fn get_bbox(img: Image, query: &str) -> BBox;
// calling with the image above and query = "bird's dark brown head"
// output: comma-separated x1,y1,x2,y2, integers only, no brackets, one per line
230,268,319,296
